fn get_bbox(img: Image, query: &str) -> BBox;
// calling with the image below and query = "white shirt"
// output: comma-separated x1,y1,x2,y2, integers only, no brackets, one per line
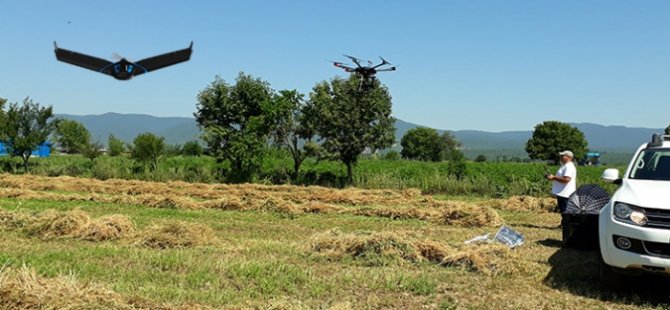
552,161,577,198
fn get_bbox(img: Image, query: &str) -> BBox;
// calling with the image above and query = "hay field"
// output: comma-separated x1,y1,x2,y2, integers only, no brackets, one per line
0,174,666,309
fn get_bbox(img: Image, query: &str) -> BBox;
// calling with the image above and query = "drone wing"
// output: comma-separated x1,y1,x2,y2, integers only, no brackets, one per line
53,42,113,75
134,42,193,76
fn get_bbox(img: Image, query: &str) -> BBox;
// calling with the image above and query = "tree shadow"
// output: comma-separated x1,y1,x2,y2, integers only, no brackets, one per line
544,247,670,306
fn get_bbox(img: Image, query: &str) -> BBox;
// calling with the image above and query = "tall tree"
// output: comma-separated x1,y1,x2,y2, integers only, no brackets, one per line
194,73,275,182
0,98,56,172
130,132,165,171
272,89,314,180
525,121,588,164
108,134,125,156
54,119,91,154
400,127,443,161
306,76,395,184
665,124,670,135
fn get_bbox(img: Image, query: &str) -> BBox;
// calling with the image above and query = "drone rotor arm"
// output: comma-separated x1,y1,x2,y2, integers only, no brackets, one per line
343,54,363,67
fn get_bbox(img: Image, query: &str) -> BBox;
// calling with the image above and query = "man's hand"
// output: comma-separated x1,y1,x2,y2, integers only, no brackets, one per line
550,175,571,184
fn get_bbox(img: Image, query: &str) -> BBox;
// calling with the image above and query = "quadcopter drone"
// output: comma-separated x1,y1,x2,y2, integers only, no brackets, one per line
54,41,193,80
333,55,396,90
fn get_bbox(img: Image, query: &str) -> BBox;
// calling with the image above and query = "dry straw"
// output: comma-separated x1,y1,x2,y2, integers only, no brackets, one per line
0,174,514,227
133,221,217,249
81,215,135,241
309,229,451,266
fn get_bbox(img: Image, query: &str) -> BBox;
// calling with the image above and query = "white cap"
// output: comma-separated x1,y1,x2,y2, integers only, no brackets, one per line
558,150,574,158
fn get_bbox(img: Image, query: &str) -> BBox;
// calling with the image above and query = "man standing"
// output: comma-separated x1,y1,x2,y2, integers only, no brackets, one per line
547,150,577,213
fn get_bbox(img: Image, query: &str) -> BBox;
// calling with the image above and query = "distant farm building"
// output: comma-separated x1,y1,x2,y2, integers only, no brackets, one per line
0,142,51,157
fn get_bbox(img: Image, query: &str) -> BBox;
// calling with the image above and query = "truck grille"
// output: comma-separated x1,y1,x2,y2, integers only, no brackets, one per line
643,207,670,229
643,240,670,258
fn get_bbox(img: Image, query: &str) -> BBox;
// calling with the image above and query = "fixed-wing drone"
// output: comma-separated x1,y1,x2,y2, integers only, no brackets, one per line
333,55,396,90
54,42,193,80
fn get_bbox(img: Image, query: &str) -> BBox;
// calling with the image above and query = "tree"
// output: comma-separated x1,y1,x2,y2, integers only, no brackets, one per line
130,132,165,171
525,121,588,164
0,98,56,172
400,128,443,161
54,119,90,154
181,140,203,156
81,141,103,162
474,154,487,162
306,76,395,184
195,73,276,182
665,125,670,135
271,89,314,181
108,134,125,156
400,128,462,162
440,132,462,161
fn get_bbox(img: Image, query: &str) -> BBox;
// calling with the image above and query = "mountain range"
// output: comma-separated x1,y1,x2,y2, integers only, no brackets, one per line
57,112,665,159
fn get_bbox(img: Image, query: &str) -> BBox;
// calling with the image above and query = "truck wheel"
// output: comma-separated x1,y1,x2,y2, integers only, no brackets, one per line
599,257,624,291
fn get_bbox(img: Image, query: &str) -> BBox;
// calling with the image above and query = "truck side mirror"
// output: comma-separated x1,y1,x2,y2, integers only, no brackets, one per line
601,168,621,184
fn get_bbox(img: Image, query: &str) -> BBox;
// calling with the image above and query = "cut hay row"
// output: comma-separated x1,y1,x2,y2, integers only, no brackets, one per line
0,174,557,214
0,174,428,207
0,188,503,227
1,208,135,242
133,221,217,249
0,209,216,249
0,265,212,309
309,229,517,275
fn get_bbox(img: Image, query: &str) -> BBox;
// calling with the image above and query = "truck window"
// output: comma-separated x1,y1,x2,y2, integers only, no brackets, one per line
630,149,670,181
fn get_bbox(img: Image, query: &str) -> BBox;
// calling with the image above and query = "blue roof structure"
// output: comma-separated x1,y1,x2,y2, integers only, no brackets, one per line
0,142,51,158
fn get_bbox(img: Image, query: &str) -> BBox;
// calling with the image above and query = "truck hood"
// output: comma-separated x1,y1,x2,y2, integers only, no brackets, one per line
615,179,670,209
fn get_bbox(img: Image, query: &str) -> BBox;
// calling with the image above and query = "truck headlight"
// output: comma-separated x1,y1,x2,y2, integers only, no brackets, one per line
614,203,632,219
613,202,647,226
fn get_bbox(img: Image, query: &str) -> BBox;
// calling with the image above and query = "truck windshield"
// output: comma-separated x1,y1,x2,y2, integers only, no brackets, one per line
630,149,670,181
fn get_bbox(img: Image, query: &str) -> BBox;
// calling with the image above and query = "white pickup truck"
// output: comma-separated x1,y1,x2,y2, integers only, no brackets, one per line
599,134,670,289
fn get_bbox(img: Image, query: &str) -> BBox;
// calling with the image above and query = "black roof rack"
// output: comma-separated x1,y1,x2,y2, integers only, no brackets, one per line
648,134,670,148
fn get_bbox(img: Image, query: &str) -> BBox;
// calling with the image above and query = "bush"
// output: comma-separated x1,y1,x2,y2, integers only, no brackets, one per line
382,151,401,161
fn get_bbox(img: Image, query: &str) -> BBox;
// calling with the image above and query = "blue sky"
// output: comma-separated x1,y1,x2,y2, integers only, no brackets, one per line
1,1,669,131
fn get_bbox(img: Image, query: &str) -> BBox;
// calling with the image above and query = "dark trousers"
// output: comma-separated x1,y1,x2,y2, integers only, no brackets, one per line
556,196,569,213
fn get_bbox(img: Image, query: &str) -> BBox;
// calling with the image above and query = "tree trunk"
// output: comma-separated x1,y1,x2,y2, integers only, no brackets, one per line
293,157,302,182
346,162,353,185
22,154,30,173
290,137,301,182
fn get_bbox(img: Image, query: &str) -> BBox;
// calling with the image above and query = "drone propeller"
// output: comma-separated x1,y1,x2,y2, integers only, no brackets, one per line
379,56,391,66
343,54,363,67
111,52,126,61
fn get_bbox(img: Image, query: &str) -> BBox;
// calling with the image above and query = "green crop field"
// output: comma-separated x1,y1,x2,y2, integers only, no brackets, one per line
2,154,624,198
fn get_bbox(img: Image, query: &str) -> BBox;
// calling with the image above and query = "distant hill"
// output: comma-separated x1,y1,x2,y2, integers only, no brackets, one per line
396,119,663,153
58,113,664,163
57,113,200,145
